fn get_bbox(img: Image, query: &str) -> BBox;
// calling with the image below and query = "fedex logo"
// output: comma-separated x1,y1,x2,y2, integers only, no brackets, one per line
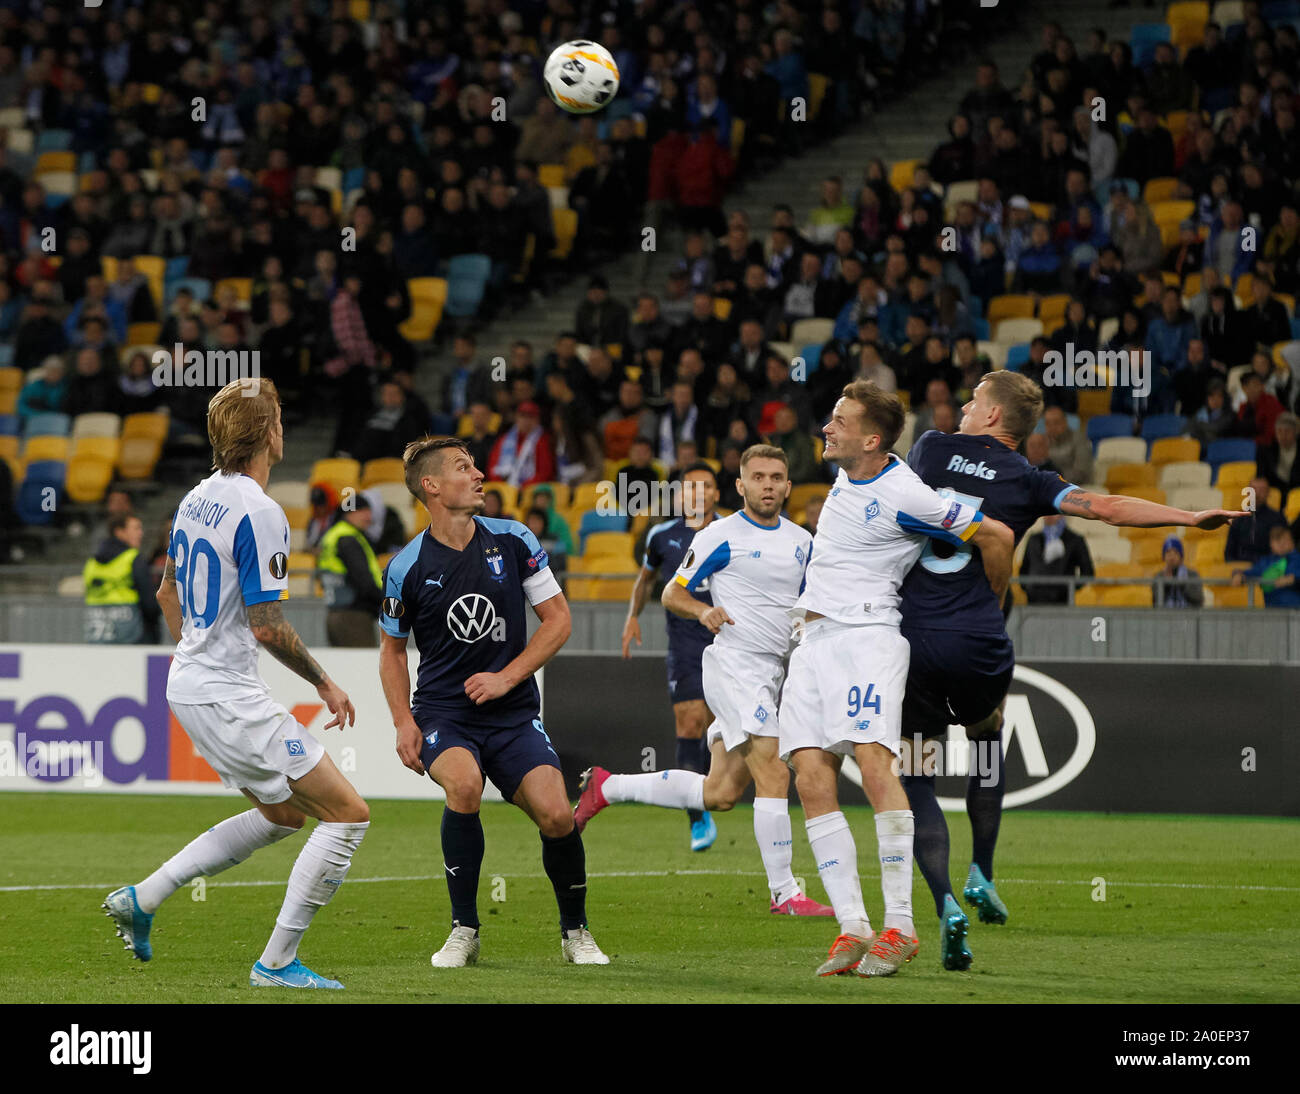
945,455,997,480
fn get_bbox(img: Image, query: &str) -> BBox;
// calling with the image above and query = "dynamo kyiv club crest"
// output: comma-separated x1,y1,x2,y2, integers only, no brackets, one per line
864,499,880,523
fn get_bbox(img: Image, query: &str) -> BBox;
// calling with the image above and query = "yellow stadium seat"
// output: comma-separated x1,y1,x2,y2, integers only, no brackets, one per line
131,256,166,308
65,457,115,504
22,436,69,463
481,482,519,516
550,208,578,259
1286,492,1300,523
361,458,405,487
0,435,18,461
1181,524,1227,549
538,164,566,188
0,366,21,393
309,458,360,496
1129,537,1166,566
287,551,319,598
889,159,921,193
70,436,120,464
987,294,1037,323
1233,272,1253,301
35,151,76,175
122,411,169,442
731,118,745,153
1099,585,1155,606
1214,460,1255,491
1143,177,1181,204
1151,200,1196,225
1105,462,1157,490
1122,486,1167,504
283,506,311,531
1094,562,1145,580
1037,295,1071,324
788,483,831,517
571,482,601,513
399,277,449,342
1193,538,1227,567
1209,584,1251,608
712,296,732,321
565,555,638,601
808,73,830,122
215,277,253,304
127,322,162,346
1073,585,1102,606
1149,437,1199,465
1076,388,1113,422
583,531,636,561
521,481,569,513
117,437,162,480
1200,561,1249,581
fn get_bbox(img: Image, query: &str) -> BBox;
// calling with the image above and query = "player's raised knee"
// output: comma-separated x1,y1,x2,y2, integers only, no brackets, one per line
537,807,576,838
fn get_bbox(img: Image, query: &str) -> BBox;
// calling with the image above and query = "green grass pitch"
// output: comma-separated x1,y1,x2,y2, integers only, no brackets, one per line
1,793,1296,1003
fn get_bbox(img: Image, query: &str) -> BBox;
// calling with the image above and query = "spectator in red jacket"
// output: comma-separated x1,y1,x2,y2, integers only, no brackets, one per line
1238,372,1286,446
488,401,557,487
675,119,735,238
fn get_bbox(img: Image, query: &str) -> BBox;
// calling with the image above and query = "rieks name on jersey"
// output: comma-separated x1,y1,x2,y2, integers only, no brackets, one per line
946,454,999,481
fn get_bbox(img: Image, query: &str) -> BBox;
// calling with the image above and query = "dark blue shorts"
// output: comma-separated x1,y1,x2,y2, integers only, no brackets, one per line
901,627,1015,739
417,710,561,801
666,644,706,704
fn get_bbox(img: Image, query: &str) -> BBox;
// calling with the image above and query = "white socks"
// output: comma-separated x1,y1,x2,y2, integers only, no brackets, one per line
876,809,915,938
259,820,368,969
602,770,706,812
806,811,870,937
134,809,299,913
753,797,799,905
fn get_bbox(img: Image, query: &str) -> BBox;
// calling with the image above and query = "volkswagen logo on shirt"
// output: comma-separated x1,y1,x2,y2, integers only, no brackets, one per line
448,593,498,643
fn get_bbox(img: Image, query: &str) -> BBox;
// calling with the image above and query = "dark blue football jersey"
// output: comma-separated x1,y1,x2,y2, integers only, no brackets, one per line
900,430,1078,635
381,516,553,728
643,516,714,653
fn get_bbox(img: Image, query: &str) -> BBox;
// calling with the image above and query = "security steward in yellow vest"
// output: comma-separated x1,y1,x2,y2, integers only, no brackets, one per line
83,512,161,644
316,496,384,647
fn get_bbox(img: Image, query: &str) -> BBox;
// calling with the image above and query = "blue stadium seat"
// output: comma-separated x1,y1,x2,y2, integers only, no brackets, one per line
1263,1,1300,20
0,344,12,367
1005,342,1031,371
165,277,212,309
16,460,65,525
798,344,822,373
429,413,457,436
968,295,984,319
1224,21,1245,44
78,151,97,174
35,129,73,152
1087,414,1134,450
1140,414,1187,441
0,414,18,436
972,316,991,340
1291,317,1300,339
1130,23,1172,68
578,510,629,552
1206,438,1256,468
44,192,70,210
165,256,190,281
24,412,70,438
343,167,366,193
444,254,492,318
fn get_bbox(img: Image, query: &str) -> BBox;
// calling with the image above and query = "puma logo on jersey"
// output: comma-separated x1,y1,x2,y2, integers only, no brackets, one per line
946,455,997,480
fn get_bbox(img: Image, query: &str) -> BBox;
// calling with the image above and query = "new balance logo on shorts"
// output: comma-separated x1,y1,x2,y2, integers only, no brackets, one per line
284,739,305,756
855,718,872,731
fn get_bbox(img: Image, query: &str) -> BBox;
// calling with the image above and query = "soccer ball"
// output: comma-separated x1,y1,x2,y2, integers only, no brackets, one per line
544,40,620,114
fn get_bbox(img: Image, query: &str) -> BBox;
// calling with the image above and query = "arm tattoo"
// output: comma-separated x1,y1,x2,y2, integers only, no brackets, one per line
247,600,326,686
162,557,177,586
1061,490,1094,514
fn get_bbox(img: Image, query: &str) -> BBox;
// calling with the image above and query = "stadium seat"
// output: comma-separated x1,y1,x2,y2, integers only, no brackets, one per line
24,412,71,438
987,294,1037,323
1212,459,1255,488
267,481,311,510
0,434,17,462
1094,562,1145,582
570,482,601,514
165,256,190,282
797,344,822,373
22,435,69,463
131,256,166,308
0,413,16,437
71,412,122,440
166,277,212,309
1085,535,1136,566
1095,437,1149,472
117,437,163,480
65,456,115,504
808,73,830,122
1193,538,1227,567
1004,343,1031,371
583,531,636,561
578,511,629,553
992,317,1043,345
16,459,65,524
481,482,520,516
35,129,73,152
1130,23,1172,67
1100,585,1156,607
977,341,1008,370
790,318,834,346
788,483,831,519
520,481,569,514
972,317,991,341
70,436,120,464
550,208,578,259
1142,176,1181,204
1105,462,1157,491
126,321,162,346
1287,492,1300,523
1140,414,1188,442
283,506,311,533
122,411,169,442
1159,464,1213,492
889,159,921,193
215,277,253,305
361,458,405,487
309,458,361,495
35,150,76,175
1087,416,1136,449
1149,437,1200,465
286,551,319,599
1038,295,1071,324
538,164,566,188
713,296,733,321
399,276,449,342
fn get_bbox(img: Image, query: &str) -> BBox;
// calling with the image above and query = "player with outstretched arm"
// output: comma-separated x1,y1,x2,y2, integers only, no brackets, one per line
778,380,1015,978
104,378,370,990
378,436,608,968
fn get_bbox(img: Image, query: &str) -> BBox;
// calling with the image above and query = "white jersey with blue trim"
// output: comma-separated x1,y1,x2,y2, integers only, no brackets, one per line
796,455,984,628
166,471,292,703
673,510,812,657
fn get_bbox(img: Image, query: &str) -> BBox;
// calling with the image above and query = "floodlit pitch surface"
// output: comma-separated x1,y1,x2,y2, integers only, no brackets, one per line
1,795,1296,1003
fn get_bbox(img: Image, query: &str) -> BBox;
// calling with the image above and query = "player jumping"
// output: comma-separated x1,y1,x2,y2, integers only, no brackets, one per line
103,378,370,990
378,436,608,968
899,371,1244,970
778,380,1016,977
620,462,721,851
576,446,834,916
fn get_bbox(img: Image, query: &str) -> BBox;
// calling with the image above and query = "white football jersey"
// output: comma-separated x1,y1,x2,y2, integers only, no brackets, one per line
166,471,291,703
797,455,983,628
673,510,812,656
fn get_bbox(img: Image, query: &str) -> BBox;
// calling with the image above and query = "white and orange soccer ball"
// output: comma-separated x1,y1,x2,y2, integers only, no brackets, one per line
543,40,620,114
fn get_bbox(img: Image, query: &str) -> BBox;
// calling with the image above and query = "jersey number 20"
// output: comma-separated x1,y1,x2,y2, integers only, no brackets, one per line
172,529,221,627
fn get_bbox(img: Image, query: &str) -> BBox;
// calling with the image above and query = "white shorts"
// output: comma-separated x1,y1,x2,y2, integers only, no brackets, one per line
702,643,784,752
169,692,325,804
778,618,910,760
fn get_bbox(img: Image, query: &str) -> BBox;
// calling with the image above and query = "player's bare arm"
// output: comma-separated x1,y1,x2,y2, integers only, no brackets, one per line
156,557,183,644
621,565,655,658
464,591,573,705
971,516,1015,602
1059,489,1245,530
378,632,424,775
662,579,733,633
247,600,354,729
